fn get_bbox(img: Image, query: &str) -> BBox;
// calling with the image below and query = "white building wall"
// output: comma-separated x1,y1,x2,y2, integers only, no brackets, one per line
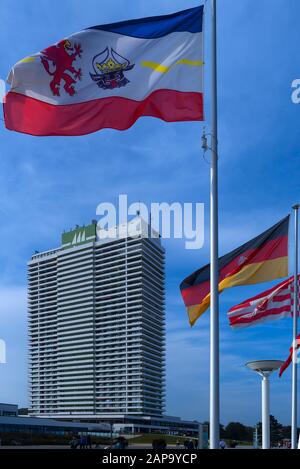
28,218,165,418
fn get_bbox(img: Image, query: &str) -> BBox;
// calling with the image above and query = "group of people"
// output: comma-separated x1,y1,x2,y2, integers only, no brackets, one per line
70,435,129,450
70,434,93,449
181,439,198,450
110,437,128,449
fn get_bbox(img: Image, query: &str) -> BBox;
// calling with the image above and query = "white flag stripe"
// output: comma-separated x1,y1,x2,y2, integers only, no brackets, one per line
231,311,291,329
228,298,292,319
8,30,203,106
228,275,300,328
229,287,291,315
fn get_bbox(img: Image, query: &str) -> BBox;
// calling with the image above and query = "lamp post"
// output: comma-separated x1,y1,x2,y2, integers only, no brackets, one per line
253,424,259,449
246,360,284,449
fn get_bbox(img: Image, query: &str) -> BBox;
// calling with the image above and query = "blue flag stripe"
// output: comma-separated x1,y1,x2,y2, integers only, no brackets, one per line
86,6,203,39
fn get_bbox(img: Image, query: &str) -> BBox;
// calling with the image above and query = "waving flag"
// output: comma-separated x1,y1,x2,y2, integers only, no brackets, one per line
228,275,300,329
279,333,300,377
4,6,204,136
181,216,290,327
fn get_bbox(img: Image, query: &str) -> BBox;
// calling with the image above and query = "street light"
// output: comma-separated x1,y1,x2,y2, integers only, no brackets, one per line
246,360,284,449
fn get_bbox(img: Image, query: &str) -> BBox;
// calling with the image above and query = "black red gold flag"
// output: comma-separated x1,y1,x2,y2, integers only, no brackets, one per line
180,216,290,326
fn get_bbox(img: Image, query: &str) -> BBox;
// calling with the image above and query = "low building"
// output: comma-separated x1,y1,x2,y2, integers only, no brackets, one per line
0,403,18,417
47,413,200,436
0,404,111,437
110,414,200,436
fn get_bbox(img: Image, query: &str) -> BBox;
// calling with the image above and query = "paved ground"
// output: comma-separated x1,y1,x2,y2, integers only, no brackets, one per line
0,445,71,449
0,444,254,450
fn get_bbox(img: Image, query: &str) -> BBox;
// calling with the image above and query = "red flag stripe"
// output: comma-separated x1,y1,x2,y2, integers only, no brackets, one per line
230,305,292,327
229,300,291,320
4,90,204,136
228,275,300,329
280,333,300,377
229,291,291,314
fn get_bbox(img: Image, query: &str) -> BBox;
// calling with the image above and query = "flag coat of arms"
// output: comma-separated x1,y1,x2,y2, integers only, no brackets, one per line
180,216,290,327
228,275,300,329
4,6,204,136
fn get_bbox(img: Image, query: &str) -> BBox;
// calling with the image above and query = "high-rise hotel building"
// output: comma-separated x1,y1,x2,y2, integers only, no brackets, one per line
28,217,165,419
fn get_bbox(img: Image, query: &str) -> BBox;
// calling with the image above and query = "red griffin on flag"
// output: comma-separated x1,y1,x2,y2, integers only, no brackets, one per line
40,40,83,97
3,6,204,136
180,216,290,327
228,275,300,329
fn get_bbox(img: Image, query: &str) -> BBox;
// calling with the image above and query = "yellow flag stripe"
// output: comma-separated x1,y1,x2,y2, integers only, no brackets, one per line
187,256,288,327
19,57,35,63
19,57,36,63
141,59,204,73
219,256,288,290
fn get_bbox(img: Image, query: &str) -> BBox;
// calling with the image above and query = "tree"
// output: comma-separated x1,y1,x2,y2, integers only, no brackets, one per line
281,425,292,440
202,421,227,439
257,415,283,446
224,422,253,442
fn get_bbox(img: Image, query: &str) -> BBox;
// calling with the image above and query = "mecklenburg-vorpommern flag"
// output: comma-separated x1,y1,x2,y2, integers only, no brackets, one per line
4,6,204,136
180,216,290,327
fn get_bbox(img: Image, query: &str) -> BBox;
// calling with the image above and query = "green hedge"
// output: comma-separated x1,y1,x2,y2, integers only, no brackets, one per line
0,432,111,446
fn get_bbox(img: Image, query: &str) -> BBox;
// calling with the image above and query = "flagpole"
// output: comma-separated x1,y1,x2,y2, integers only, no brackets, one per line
210,0,220,449
292,204,299,449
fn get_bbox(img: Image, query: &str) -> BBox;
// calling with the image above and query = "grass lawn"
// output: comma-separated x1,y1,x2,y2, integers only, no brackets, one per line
128,434,196,445
128,434,253,447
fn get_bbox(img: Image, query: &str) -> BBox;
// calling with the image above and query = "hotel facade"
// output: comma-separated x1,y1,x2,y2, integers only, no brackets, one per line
28,218,165,419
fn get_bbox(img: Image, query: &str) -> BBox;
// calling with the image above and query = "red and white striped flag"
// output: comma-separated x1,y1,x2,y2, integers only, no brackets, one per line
228,275,300,329
279,333,300,377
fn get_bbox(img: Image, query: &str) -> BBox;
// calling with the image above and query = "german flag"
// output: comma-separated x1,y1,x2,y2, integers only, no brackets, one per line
180,216,290,327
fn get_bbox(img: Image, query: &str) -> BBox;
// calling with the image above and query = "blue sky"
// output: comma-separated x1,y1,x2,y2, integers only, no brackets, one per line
0,0,299,426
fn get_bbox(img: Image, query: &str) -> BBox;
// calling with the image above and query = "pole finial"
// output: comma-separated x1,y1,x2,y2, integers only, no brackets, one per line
292,204,300,211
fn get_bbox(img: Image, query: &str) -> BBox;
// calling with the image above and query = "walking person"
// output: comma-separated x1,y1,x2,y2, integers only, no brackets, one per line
219,440,227,450
70,436,78,449
79,435,87,449
87,435,92,449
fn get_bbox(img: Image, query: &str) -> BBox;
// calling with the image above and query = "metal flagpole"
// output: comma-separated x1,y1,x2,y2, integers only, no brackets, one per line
210,0,220,449
292,204,299,449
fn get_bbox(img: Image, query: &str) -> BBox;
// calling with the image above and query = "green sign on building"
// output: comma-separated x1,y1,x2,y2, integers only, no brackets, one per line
61,223,97,249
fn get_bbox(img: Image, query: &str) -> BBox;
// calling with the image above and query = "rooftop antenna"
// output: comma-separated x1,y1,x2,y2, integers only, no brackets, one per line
136,200,141,217
149,210,153,239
